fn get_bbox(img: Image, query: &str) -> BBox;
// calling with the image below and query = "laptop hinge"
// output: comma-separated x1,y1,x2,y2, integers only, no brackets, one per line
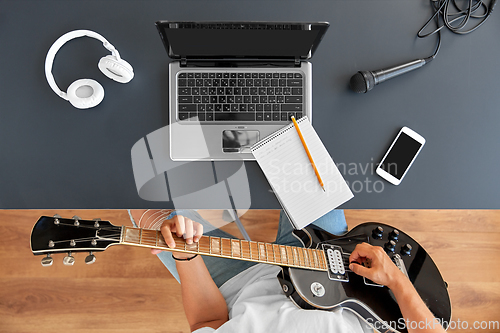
178,57,300,67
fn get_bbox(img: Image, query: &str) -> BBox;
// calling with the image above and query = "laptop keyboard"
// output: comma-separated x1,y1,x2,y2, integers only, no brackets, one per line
177,72,304,122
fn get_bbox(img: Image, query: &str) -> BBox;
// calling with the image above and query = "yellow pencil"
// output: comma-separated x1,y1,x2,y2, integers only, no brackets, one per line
291,116,326,192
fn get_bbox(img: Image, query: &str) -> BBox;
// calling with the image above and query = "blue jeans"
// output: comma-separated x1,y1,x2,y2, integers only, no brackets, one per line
129,209,347,288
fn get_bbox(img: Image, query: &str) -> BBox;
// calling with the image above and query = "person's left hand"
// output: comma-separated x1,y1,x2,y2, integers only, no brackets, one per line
151,214,203,259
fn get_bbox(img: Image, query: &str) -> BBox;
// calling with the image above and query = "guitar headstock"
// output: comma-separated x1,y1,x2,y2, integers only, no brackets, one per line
30,215,122,266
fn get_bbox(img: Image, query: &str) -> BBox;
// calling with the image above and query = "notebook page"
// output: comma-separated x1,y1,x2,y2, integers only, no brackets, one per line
251,117,353,229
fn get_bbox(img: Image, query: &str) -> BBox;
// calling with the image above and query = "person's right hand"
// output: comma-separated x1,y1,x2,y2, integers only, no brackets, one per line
348,242,406,289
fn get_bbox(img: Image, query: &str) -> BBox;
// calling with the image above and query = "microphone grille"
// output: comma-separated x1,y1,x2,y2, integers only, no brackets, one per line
349,71,375,93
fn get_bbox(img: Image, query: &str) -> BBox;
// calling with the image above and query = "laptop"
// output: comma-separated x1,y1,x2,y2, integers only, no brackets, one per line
155,21,329,160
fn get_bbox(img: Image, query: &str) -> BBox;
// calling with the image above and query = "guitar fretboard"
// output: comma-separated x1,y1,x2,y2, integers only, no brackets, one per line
121,226,328,271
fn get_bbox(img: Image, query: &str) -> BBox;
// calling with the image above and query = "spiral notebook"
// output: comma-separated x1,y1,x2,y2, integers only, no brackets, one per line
251,116,353,229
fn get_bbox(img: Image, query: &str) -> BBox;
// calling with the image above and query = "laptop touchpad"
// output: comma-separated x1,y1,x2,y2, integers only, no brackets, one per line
222,130,260,153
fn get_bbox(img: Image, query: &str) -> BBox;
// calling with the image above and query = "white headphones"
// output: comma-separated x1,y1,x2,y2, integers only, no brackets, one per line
45,30,134,109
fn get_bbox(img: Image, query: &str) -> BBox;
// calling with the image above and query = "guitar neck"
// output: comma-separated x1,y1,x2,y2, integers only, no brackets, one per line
120,226,328,271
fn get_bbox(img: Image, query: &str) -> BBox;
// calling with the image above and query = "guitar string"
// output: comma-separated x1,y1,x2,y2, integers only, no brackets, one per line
126,230,354,267
51,224,349,271
52,231,352,272
50,233,123,244
125,232,329,269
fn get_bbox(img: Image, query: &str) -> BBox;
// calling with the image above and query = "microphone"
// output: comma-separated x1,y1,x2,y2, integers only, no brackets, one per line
349,58,431,93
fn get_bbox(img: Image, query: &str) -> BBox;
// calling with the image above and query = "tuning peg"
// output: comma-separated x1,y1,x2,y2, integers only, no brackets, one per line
72,216,81,227
85,252,96,265
93,218,101,228
41,254,53,267
63,252,75,266
53,214,62,225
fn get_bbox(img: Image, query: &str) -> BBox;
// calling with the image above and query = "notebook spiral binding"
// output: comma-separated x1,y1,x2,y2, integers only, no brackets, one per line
251,116,308,151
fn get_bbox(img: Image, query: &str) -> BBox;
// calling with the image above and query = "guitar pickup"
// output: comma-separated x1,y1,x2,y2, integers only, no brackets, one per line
321,244,349,282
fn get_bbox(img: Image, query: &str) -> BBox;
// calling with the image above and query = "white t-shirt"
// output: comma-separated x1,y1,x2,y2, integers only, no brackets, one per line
194,264,373,333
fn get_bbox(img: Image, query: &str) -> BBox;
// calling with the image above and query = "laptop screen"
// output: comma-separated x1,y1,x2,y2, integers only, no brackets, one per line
156,22,329,60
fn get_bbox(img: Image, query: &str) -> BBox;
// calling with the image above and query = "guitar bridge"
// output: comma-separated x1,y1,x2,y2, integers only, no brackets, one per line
321,244,349,282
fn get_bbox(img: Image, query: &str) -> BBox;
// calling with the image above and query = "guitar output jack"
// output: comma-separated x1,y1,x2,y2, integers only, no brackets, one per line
310,282,325,297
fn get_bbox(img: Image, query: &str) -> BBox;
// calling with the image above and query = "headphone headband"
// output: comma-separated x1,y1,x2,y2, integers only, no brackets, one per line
44,30,121,100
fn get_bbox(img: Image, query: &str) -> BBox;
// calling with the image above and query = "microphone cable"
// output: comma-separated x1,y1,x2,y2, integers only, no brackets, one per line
348,0,496,93
418,0,497,61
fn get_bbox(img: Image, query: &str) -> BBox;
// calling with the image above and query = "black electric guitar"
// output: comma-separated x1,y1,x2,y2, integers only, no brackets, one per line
31,215,451,333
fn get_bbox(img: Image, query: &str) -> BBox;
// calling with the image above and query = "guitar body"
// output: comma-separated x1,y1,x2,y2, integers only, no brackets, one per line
277,223,451,333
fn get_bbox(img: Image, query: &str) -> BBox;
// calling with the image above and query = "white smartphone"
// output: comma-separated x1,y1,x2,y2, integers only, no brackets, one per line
376,127,426,185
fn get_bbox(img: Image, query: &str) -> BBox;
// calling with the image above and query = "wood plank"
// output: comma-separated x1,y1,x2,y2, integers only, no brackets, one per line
0,277,189,333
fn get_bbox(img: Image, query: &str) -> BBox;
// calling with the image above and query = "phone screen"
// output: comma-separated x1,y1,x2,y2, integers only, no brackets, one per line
380,132,423,180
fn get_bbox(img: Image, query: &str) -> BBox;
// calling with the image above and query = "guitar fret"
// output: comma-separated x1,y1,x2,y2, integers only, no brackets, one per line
221,238,231,257
210,237,220,256
312,249,318,268
250,241,257,261
197,236,208,255
140,230,153,247
280,245,287,265
124,227,139,244
231,239,241,258
318,250,326,269
303,248,309,267
259,243,266,262
307,249,314,268
240,240,249,260
292,247,298,266
286,246,294,266
268,244,274,262
273,244,281,264
155,230,158,247
302,248,309,268
313,250,323,268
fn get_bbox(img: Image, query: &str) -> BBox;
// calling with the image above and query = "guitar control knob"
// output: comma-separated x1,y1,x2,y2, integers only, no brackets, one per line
389,229,399,241
401,243,412,256
384,240,396,253
85,252,96,265
41,254,53,267
372,226,384,239
63,252,75,266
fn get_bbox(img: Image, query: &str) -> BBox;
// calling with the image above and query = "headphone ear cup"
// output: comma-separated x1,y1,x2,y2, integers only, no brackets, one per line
66,79,104,109
98,55,134,83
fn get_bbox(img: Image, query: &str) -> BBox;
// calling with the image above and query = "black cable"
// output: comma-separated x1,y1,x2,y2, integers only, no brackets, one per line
418,0,497,60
